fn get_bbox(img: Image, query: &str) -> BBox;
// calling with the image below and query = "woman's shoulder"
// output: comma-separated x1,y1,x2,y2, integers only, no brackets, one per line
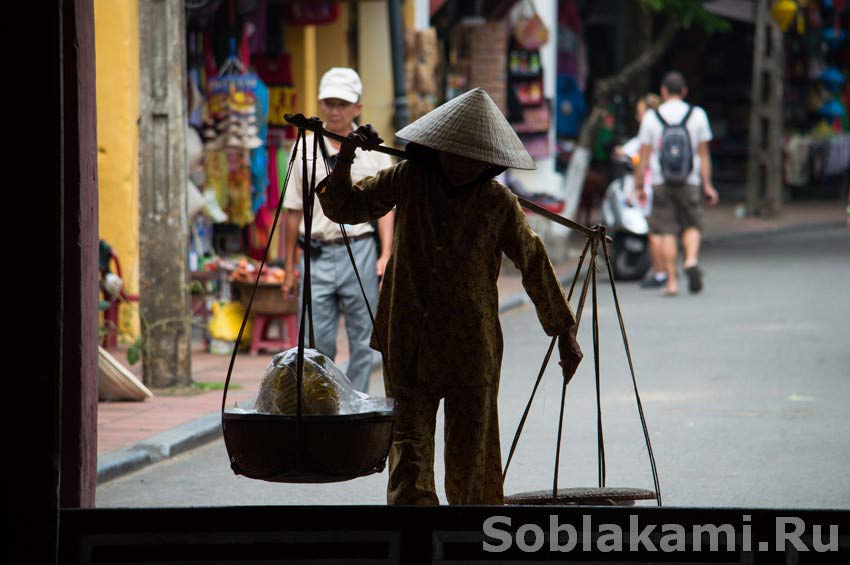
484,180,519,206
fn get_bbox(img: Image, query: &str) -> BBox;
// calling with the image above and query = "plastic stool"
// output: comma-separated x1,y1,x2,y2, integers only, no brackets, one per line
250,313,298,355
100,247,139,349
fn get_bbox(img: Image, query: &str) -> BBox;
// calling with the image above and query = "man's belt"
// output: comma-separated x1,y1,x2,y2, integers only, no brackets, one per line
301,232,374,248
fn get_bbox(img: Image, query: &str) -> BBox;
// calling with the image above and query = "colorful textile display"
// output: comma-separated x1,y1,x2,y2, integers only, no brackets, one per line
202,64,269,227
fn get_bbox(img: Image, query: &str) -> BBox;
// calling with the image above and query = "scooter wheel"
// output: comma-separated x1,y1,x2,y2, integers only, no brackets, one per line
610,235,652,281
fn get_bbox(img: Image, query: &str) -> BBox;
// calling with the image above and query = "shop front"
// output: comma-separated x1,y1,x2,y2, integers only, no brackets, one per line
780,0,849,199
96,0,418,355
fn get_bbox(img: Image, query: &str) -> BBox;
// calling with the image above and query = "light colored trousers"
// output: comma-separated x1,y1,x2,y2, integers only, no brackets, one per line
299,236,379,393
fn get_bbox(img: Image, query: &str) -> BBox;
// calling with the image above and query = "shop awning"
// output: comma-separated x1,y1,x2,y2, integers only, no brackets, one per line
704,0,756,24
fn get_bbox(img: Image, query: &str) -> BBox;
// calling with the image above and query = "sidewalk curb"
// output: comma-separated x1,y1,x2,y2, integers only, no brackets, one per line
98,220,840,484
97,448,152,484
97,413,222,484
701,220,844,245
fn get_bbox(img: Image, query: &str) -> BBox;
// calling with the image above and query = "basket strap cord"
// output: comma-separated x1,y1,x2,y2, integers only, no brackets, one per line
601,236,663,506
591,235,606,489
307,133,318,350
553,236,594,496
221,128,303,416
294,131,313,455
503,236,590,482
315,131,390,373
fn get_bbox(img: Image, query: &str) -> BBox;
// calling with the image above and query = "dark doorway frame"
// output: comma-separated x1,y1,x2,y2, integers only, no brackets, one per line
20,2,848,565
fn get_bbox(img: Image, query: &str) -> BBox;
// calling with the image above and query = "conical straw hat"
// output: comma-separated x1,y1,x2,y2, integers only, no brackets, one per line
396,88,535,170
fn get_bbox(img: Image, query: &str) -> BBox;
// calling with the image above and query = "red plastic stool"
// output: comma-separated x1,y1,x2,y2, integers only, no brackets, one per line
101,248,139,349
250,313,298,355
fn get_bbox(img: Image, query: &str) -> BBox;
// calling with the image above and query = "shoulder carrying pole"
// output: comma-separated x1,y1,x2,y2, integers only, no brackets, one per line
282,113,660,506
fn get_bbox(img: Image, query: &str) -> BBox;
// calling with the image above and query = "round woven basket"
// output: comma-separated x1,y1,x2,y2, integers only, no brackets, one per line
222,409,394,483
230,280,298,316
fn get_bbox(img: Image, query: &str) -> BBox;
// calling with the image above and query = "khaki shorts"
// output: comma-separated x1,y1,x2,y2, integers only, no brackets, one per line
649,183,704,235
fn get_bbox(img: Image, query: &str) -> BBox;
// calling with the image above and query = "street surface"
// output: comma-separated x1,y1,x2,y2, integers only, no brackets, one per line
98,227,850,508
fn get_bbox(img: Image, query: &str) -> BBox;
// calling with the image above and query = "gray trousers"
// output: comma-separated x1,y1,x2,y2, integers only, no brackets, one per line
299,236,379,393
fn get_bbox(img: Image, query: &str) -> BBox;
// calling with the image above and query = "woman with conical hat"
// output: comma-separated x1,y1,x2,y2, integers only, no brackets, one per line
319,87,583,505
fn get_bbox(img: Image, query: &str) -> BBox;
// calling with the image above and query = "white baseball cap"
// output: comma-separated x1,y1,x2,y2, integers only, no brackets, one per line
318,67,362,104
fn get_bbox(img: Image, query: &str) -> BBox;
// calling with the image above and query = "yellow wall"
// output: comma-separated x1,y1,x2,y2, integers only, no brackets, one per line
316,3,352,81
279,2,394,135
403,0,415,30
94,0,140,339
285,25,318,118
358,1,395,139
285,3,353,119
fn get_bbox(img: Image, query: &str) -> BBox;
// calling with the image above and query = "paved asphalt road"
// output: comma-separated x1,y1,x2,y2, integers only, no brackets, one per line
98,227,850,509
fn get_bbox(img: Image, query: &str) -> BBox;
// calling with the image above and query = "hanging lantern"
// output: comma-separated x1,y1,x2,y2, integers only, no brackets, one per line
818,98,846,132
822,28,847,51
819,98,846,120
771,0,798,32
819,66,846,93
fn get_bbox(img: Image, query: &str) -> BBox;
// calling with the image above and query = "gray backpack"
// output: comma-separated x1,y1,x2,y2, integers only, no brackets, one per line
655,106,695,186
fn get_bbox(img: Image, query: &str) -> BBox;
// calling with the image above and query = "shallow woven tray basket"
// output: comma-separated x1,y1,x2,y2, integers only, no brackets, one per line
222,410,394,483
230,280,298,316
505,487,657,506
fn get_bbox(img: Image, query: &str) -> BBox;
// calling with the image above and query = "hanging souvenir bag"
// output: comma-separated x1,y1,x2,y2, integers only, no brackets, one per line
512,0,549,51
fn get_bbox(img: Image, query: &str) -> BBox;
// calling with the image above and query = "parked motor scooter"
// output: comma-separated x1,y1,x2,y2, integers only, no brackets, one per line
600,157,652,281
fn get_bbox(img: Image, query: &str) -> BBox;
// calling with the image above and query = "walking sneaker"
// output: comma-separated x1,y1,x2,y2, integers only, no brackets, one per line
685,265,703,293
640,273,668,288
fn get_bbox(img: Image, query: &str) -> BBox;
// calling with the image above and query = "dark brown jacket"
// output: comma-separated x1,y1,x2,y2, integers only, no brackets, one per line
318,158,576,389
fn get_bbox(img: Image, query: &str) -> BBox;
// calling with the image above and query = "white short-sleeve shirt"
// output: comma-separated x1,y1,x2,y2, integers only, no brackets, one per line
282,129,394,242
637,99,713,187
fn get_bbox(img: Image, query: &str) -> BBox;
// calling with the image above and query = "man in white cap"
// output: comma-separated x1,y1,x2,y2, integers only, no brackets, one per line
282,68,395,393
318,88,583,505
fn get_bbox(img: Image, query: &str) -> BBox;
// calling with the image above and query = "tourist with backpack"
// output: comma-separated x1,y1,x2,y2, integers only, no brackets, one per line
633,71,719,296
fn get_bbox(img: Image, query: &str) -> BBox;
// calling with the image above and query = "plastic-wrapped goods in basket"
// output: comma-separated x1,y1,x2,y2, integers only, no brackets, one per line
254,348,393,416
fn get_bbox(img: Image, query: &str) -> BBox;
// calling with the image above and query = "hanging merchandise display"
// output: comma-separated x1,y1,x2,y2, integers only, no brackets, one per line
246,144,288,260
512,0,550,50
772,0,805,33
206,74,264,150
556,75,586,139
202,41,270,228
251,46,294,259
554,0,587,154
250,76,270,214
780,0,849,196
256,54,297,130
284,1,339,26
823,27,847,50
820,65,846,91
507,0,551,160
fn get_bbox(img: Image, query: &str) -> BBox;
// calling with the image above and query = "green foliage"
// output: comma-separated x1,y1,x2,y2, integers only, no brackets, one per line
192,381,241,391
642,0,731,33
125,314,193,367
127,337,142,365
189,280,205,295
